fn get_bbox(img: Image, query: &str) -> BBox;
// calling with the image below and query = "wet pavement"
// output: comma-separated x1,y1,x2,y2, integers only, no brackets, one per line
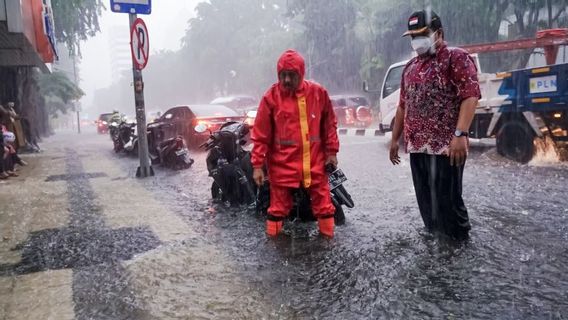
1,130,567,319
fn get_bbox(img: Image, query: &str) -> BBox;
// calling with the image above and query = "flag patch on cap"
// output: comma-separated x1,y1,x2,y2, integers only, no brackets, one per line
409,17,419,26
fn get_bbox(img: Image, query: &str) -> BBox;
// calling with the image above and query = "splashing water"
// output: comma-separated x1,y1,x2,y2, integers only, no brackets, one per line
530,136,561,166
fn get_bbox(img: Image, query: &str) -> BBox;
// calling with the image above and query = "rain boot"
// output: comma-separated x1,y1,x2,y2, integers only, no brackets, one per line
318,217,334,238
266,220,283,237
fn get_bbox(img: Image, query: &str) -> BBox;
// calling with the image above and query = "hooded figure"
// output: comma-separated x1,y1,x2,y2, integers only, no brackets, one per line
251,49,340,237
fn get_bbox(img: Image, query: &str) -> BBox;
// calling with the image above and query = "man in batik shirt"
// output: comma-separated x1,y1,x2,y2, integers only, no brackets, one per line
390,10,481,240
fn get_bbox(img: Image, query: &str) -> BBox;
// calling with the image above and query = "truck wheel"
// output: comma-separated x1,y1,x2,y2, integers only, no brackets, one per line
496,120,535,163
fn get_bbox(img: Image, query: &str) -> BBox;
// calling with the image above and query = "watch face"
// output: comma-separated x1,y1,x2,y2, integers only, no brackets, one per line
455,130,462,137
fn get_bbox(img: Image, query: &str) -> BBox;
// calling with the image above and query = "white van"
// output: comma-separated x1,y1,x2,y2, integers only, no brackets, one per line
378,60,408,133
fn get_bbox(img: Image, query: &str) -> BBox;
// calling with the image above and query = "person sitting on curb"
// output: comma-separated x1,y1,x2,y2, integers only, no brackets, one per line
1,131,20,178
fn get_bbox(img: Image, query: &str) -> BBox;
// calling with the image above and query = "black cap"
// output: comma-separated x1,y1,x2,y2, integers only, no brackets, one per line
402,10,442,37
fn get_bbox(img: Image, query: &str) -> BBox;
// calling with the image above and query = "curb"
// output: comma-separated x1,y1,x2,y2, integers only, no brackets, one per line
338,128,385,137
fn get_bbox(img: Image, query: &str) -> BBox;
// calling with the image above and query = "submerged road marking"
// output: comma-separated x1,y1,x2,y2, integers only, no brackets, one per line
45,172,108,182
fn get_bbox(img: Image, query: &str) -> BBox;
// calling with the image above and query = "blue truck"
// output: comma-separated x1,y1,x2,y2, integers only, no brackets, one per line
481,64,568,162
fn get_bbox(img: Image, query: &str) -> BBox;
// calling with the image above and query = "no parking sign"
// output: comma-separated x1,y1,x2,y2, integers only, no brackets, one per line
130,18,149,70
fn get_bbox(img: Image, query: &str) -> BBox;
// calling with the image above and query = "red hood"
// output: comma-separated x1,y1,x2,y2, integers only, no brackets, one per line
277,50,305,92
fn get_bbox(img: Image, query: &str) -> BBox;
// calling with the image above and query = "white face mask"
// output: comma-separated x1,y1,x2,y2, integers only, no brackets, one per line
411,32,437,55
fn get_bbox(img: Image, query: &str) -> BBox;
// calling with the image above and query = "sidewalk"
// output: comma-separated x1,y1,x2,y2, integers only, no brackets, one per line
0,132,271,319
0,141,74,319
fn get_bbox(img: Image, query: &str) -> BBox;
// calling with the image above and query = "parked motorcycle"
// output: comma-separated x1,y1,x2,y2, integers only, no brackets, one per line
108,115,137,154
155,136,194,170
119,121,139,154
197,121,354,225
197,121,256,206
256,164,353,225
109,121,121,151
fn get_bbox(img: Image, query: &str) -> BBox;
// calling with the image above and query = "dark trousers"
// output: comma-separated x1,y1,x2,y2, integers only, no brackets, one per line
0,147,4,172
11,153,21,165
410,153,471,239
3,154,14,172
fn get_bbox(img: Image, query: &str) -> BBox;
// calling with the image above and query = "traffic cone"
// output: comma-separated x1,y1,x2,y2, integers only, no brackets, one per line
266,220,283,237
318,217,334,238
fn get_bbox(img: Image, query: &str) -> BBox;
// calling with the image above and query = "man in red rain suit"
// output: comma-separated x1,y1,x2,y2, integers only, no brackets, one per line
251,49,340,238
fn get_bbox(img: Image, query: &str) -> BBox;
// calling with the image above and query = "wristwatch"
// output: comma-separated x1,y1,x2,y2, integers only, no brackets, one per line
454,129,468,137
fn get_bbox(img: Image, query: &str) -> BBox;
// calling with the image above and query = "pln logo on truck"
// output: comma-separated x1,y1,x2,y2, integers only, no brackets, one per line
529,75,557,94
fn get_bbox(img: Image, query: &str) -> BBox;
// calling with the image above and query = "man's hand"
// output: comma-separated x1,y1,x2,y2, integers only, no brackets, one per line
448,136,468,166
389,140,401,165
253,168,265,186
325,155,338,169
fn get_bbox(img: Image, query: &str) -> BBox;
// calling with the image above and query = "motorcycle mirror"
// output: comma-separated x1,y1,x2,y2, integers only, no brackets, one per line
194,123,208,133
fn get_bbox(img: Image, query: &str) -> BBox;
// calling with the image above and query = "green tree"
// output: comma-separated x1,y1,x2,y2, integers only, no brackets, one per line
93,0,568,114
180,0,294,101
354,0,417,92
287,0,363,92
52,0,105,56
37,71,85,117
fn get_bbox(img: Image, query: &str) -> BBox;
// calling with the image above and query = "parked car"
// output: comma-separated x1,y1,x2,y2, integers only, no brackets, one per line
330,95,373,128
147,104,246,149
147,110,163,123
95,113,114,134
210,95,258,115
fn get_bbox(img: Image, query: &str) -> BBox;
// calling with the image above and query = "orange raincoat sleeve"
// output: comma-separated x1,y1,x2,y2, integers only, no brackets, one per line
322,90,339,156
251,96,274,168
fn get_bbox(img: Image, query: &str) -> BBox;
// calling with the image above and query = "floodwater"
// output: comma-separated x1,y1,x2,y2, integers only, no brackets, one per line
1,131,567,319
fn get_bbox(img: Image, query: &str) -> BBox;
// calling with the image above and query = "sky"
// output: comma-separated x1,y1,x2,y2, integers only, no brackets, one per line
79,0,202,113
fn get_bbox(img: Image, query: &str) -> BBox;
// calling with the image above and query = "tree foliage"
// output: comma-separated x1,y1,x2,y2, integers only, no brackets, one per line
52,0,104,56
180,0,295,101
91,0,568,113
37,71,84,117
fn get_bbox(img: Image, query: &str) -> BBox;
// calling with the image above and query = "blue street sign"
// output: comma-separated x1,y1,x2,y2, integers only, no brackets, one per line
110,0,151,15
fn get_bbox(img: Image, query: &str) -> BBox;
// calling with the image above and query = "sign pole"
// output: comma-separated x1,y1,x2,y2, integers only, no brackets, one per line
76,110,81,134
73,55,81,134
129,13,153,178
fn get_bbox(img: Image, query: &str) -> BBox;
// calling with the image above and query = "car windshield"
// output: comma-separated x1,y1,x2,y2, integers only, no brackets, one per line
189,104,239,117
210,97,233,104
211,97,257,108
348,97,369,106
99,113,113,121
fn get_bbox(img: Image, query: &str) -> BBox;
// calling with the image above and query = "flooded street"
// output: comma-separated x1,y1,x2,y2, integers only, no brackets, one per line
3,0,568,318
1,130,566,319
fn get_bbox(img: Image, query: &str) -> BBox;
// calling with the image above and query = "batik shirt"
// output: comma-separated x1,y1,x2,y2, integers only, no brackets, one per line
399,43,481,154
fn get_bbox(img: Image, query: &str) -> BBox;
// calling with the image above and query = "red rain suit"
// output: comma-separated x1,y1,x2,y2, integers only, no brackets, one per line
251,50,339,218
